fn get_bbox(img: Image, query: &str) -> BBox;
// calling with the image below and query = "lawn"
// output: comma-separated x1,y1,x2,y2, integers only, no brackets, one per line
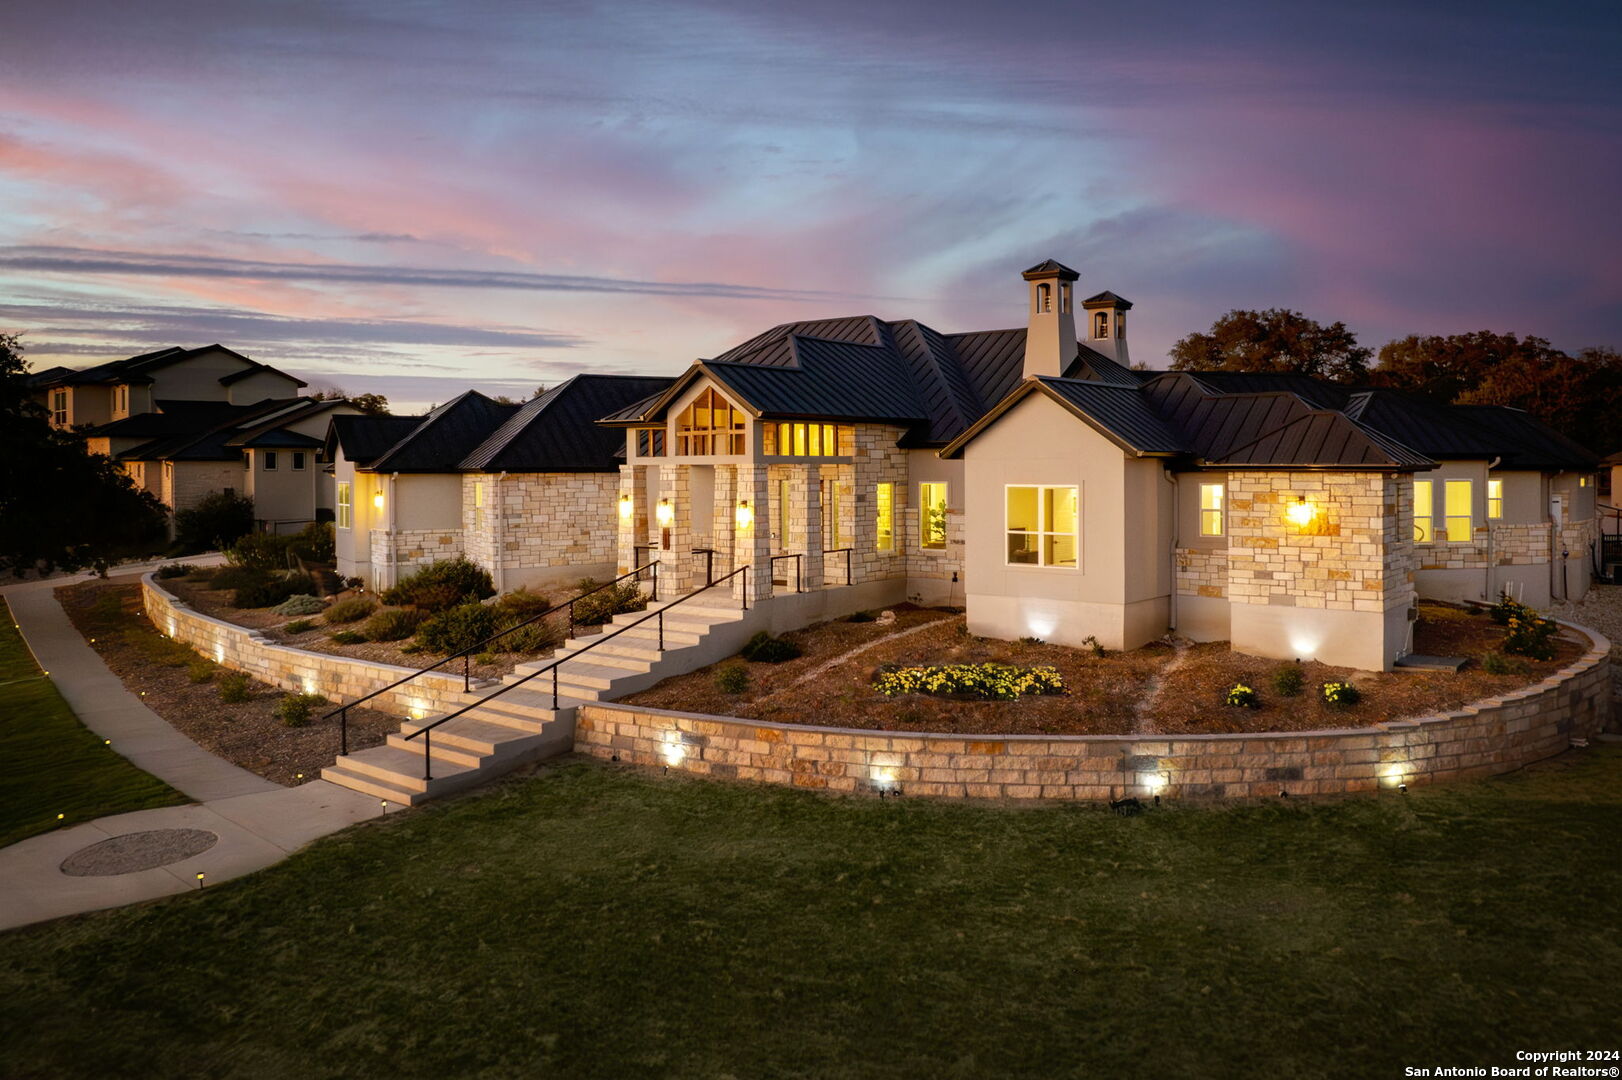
2,749,1620,1078
0,597,186,848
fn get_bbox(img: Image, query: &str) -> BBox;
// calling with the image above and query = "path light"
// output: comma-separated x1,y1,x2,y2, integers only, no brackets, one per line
1286,496,1316,528
734,499,754,531
655,499,675,529
618,493,634,522
380,799,389,809
57,813,64,821
196,872,205,889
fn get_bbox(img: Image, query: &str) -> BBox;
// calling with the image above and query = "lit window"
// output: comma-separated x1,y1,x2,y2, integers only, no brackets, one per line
1444,479,1472,542
636,429,665,457
1199,483,1224,537
1579,475,1590,488
824,480,850,550
263,451,278,471
875,483,894,553
1006,486,1078,567
675,388,745,455
336,482,352,529
473,480,486,531
919,482,948,550
1413,480,1433,543
1487,479,1503,520
291,452,306,471
763,422,850,458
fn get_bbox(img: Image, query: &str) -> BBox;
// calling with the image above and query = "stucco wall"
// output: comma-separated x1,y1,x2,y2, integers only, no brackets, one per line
142,574,475,716
576,619,1611,800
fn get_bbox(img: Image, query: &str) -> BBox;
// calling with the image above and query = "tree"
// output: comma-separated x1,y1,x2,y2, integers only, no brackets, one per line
1170,308,1373,382
309,385,390,414
0,333,170,576
1370,333,1622,455
173,491,254,553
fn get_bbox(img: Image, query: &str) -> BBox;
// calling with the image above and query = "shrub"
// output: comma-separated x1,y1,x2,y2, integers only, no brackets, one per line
493,588,554,622
1225,683,1260,708
1490,590,1533,626
275,692,328,727
714,664,750,694
284,619,316,634
156,563,192,579
1481,651,1528,676
1503,612,1558,661
271,593,326,616
570,577,646,627
361,608,426,642
288,521,335,564
475,652,498,666
1020,636,1044,645
174,491,254,553
310,569,345,596
206,565,270,593
873,663,1064,701
1322,681,1361,707
740,631,801,664
416,603,499,654
217,672,251,703
329,630,367,645
227,531,295,572
186,660,215,684
324,596,378,624
843,610,876,623
232,572,318,609
381,558,494,610
1080,634,1107,658
344,576,364,590
1270,664,1305,697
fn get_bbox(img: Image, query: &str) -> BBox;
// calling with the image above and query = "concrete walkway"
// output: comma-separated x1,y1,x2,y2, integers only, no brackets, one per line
1,562,393,932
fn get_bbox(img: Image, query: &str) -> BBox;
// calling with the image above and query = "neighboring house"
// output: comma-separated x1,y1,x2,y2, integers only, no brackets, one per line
598,259,1601,672
326,375,673,591
27,344,305,429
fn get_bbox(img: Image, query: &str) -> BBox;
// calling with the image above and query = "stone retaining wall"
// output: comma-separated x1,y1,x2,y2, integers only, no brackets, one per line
576,621,1612,800
141,574,472,718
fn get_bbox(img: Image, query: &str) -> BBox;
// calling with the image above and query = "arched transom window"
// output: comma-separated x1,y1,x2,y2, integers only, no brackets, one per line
675,387,746,456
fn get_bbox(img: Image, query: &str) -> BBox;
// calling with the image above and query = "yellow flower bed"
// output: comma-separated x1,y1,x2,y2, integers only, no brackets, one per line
873,663,1065,701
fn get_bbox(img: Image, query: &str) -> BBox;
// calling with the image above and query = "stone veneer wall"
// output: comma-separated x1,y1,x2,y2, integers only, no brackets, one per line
1175,548,1227,598
1488,522,1551,566
141,574,473,716
370,528,464,585
1227,472,1413,614
462,472,618,578
576,620,1611,799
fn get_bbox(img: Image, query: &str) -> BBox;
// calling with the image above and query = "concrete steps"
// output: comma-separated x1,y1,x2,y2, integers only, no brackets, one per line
321,589,748,805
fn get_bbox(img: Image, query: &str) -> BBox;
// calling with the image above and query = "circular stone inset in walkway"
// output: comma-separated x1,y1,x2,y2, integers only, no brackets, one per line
59,829,218,877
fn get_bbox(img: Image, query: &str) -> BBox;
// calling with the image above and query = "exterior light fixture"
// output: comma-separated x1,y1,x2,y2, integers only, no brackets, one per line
195,872,206,888
618,493,634,521
372,491,385,511
662,734,686,768
1286,496,1315,528
57,813,65,821
734,499,754,530
655,499,675,528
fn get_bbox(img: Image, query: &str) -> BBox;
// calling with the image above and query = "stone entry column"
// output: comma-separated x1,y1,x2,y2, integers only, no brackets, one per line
793,465,824,589
616,464,646,575
710,464,737,581
738,464,774,604
656,463,696,593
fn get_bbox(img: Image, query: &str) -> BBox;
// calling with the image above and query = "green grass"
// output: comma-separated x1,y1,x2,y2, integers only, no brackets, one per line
3,750,1621,1078
0,598,186,848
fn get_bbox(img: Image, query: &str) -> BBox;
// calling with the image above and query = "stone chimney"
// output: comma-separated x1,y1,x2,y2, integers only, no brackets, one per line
1081,290,1133,368
1021,259,1080,379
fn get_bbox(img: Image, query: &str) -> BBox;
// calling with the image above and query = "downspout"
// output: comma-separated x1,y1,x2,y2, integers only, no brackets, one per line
1549,471,1564,603
1164,470,1179,632
495,471,508,593
1484,457,1500,603
389,472,399,589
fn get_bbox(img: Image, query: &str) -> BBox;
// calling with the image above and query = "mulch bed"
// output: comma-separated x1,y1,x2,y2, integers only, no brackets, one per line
59,580,400,787
623,601,1587,737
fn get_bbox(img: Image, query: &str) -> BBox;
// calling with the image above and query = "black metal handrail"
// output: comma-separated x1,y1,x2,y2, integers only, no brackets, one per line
770,552,803,593
326,561,658,754
400,563,750,781
824,546,854,587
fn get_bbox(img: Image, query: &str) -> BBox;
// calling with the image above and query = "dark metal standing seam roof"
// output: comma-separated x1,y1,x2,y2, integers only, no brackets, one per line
944,327,1030,414
1036,379,1186,454
128,397,313,461
369,392,519,473
461,374,675,472
1448,406,1600,470
708,316,885,366
327,414,425,466
701,337,928,424
1341,390,1504,459
1067,344,1145,387
884,320,985,445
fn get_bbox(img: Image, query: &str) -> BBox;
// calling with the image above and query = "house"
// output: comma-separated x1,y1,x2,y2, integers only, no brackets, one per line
28,344,306,429
326,375,671,590
599,259,1600,672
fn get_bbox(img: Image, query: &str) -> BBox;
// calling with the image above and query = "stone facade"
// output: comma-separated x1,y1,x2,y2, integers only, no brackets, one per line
1175,548,1227,598
1227,472,1413,615
576,618,1612,800
461,472,618,582
1490,522,1552,566
850,424,910,587
142,574,474,717
163,461,243,515
370,528,464,585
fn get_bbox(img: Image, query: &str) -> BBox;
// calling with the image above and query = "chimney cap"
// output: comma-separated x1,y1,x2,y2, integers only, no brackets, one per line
1082,290,1133,310
1021,258,1080,282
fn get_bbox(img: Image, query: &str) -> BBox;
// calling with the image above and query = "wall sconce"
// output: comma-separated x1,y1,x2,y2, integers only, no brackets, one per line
655,499,675,528
618,493,634,522
1286,496,1315,528
372,491,385,511
734,499,754,531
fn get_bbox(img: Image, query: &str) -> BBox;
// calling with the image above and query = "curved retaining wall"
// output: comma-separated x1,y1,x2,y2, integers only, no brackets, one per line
576,622,1613,800
141,574,474,718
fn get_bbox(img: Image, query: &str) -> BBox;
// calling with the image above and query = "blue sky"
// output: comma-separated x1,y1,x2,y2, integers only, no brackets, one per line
2,0,1618,410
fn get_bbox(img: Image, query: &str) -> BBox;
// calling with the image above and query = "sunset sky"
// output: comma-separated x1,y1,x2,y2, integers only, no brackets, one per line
3,0,1618,411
